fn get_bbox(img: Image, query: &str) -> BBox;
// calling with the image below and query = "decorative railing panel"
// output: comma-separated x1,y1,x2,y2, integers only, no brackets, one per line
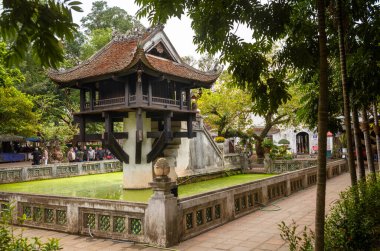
27,167,52,178
182,199,224,239
56,165,79,176
267,181,287,202
0,160,122,184
234,188,262,215
290,177,304,193
268,159,318,173
0,169,22,182
18,202,68,231
307,173,317,185
79,208,144,241
104,161,123,172
82,163,101,173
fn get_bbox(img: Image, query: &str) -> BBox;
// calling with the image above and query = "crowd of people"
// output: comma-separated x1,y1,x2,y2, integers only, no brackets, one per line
67,146,115,162
31,146,115,165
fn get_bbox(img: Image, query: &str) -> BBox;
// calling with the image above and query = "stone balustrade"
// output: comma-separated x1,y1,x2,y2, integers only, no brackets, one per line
0,159,347,247
0,194,147,243
267,158,318,173
177,159,347,242
0,160,122,184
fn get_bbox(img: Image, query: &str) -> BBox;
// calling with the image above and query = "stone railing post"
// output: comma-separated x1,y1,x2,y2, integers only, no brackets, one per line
144,158,179,247
286,179,291,196
264,154,272,173
261,185,269,205
302,173,308,188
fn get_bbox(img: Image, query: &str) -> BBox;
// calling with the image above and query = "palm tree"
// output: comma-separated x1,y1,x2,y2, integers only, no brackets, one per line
315,0,329,249
361,108,376,181
336,0,357,186
373,102,380,171
352,105,366,180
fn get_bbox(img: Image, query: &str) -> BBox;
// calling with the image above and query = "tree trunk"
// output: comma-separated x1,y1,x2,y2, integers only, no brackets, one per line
336,0,357,186
373,103,380,171
361,108,376,181
255,139,264,160
352,105,366,180
315,0,329,249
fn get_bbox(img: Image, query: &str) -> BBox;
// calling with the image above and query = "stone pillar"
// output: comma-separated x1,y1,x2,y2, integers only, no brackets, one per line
261,185,269,205
144,158,179,247
122,111,153,189
286,179,291,196
302,173,308,188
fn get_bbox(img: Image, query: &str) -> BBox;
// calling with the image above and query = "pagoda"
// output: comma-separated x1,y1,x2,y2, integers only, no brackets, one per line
49,25,220,188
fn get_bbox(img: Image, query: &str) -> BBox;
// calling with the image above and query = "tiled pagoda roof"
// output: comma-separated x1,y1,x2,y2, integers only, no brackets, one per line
48,26,220,84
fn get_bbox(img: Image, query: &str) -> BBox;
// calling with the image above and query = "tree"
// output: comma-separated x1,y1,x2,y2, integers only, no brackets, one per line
77,1,144,61
0,86,39,136
0,42,39,136
314,0,329,248
335,0,357,185
0,0,82,68
81,1,143,34
197,72,253,137
80,28,113,60
352,104,366,180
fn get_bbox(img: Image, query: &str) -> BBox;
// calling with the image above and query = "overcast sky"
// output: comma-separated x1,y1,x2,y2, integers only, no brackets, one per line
72,0,201,59
73,1,253,60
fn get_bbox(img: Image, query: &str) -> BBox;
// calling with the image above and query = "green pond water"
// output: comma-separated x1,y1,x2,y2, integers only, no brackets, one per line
0,172,274,203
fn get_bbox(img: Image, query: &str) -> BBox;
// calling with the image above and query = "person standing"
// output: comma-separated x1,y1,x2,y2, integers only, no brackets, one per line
83,145,88,162
67,147,76,162
88,147,95,161
98,147,105,160
76,147,84,162
95,147,100,160
42,149,49,165
32,148,41,165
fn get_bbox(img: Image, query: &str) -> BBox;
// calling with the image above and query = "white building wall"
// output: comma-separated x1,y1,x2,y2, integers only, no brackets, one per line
272,128,318,155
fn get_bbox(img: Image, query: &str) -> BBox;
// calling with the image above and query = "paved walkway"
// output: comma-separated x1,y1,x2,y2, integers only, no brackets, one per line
14,172,351,251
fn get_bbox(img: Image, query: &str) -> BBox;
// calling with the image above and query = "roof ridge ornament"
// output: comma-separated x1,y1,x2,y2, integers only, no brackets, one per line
112,26,148,42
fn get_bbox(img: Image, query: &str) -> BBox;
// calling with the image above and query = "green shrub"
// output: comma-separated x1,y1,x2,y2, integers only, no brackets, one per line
215,136,225,143
278,220,314,251
0,202,61,251
262,138,274,149
324,175,380,250
279,175,380,250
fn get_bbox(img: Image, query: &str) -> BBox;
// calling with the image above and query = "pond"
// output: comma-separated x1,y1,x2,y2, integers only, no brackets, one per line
0,172,274,202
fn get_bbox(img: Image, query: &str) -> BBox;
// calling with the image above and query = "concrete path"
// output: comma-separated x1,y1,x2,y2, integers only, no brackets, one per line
15,172,351,251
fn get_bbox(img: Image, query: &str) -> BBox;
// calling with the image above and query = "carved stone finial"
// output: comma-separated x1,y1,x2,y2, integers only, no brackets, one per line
154,158,170,177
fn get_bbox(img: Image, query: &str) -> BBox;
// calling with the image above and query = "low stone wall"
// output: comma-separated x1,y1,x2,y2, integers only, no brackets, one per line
177,159,347,241
0,160,122,184
0,159,347,247
0,193,147,243
267,158,318,173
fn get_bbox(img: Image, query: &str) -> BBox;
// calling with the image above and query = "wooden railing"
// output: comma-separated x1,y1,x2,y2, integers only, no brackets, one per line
94,97,125,107
84,97,125,110
83,95,189,110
